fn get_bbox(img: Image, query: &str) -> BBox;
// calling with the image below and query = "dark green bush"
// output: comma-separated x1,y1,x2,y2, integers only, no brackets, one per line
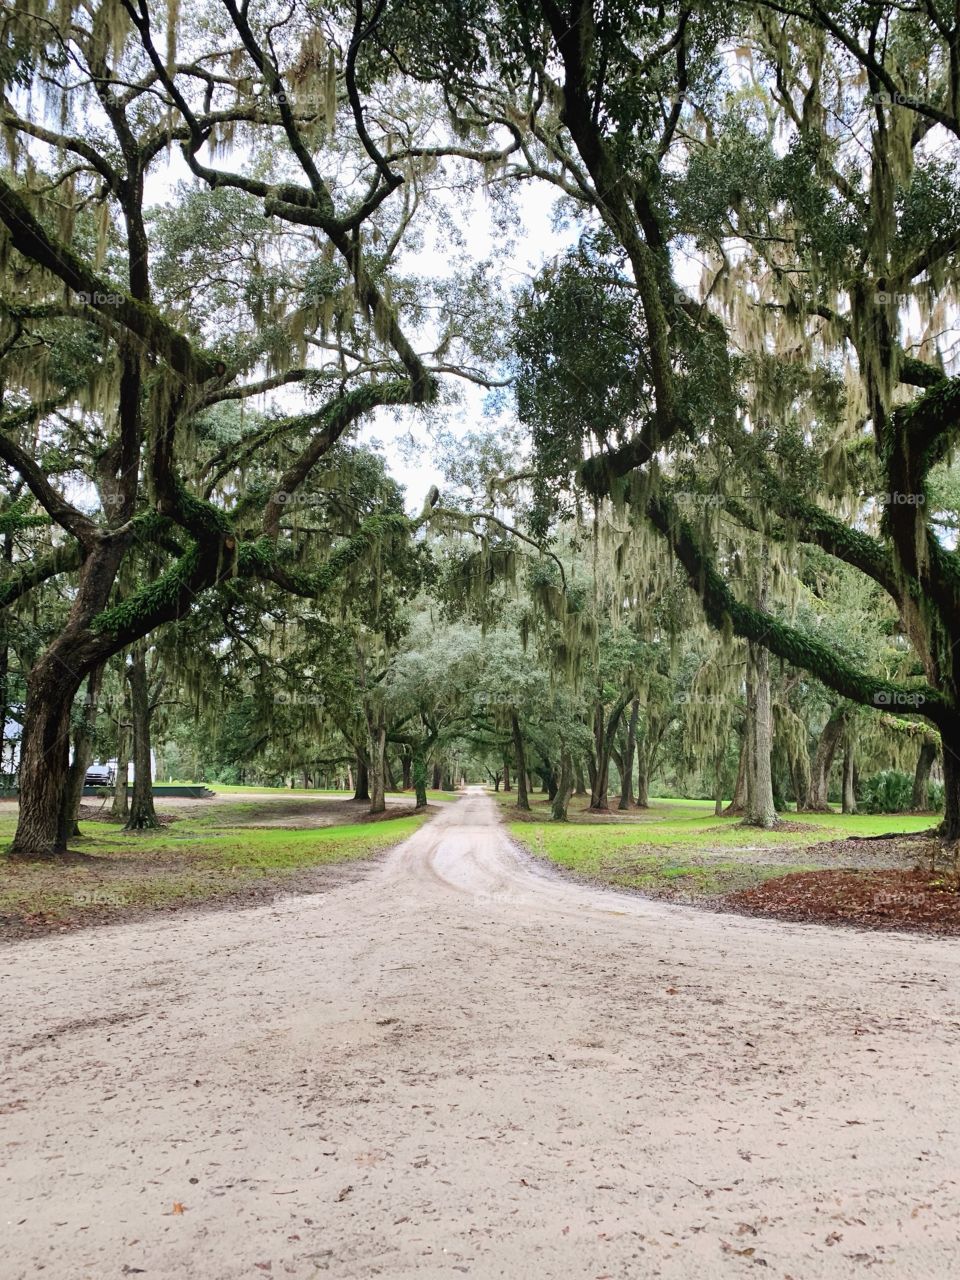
859,770,914,814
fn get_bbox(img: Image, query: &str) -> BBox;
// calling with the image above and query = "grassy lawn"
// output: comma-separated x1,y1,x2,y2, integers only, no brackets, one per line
501,791,934,902
0,802,426,936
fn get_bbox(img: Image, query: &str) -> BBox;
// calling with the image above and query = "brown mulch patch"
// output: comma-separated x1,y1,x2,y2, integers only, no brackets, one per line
725,867,960,935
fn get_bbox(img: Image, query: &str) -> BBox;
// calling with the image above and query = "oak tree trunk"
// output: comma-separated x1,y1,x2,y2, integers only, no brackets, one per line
367,710,387,814
724,735,747,816
550,747,574,822
635,754,650,808
510,711,529,811
744,640,777,828
714,755,725,817
413,747,428,809
9,655,81,858
589,702,610,810
10,523,134,856
789,742,812,812
353,758,369,802
912,739,937,811
618,698,640,810
589,695,631,811
809,706,848,810
585,751,597,796
125,648,159,831
940,727,960,841
57,665,105,849
842,738,857,814
574,759,587,796
111,718,130,821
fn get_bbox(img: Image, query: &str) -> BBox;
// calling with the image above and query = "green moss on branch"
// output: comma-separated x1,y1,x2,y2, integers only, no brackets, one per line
646,494,948,726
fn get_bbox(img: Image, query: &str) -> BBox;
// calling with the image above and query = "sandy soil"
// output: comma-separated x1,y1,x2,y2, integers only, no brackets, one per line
3,789,960,1279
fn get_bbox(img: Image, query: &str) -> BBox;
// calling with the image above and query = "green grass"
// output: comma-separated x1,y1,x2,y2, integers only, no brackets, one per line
505,793,933,902
0,803,426,933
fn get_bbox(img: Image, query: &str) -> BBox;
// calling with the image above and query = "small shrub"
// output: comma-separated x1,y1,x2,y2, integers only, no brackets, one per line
859,770,914,814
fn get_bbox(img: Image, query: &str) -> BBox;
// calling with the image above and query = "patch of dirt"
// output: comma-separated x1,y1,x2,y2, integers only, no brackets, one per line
0,853,386,944
790,833,944,871
229,797,433,829
6,790,960,1280
725,866,960,935
76,803,180,826
742,817,809,832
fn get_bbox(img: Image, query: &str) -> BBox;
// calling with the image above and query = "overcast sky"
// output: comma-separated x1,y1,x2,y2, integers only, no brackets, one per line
144,144,573,513
359,180,575,510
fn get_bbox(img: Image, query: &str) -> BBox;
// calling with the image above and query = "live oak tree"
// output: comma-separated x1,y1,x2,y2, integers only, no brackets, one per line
384,0,960,841
0,0,496,855
3,0,958,857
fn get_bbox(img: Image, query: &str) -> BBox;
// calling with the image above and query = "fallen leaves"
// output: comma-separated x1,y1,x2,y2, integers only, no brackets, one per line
725,866,960,935
721,1238,769,1266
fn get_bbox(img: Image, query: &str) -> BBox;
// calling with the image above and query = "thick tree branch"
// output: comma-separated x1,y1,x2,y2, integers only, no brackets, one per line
645,492,948,726
0,542,84,608
0,176,222,383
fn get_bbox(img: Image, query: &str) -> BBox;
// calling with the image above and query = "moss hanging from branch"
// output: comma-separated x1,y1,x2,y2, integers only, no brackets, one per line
644,492,948,726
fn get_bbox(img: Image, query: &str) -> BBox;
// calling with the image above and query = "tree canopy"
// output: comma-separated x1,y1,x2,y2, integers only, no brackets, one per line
2,0,960,857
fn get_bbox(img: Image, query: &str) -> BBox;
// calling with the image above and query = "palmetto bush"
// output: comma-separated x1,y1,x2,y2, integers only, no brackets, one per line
859,770,914,814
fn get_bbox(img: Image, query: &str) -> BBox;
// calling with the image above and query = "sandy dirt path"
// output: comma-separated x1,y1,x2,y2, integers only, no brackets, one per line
3,789,960,1279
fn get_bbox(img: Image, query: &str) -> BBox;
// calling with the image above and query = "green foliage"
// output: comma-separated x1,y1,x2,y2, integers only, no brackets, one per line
859,770,915,815
514,237,651,530
895,157,960,259
5,0,960,855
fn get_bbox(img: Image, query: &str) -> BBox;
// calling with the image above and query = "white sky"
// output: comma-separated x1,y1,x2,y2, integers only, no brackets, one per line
360,181,573,510
145,145,573,514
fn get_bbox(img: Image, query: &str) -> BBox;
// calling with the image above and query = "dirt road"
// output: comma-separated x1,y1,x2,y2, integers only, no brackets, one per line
3,790,960,1278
